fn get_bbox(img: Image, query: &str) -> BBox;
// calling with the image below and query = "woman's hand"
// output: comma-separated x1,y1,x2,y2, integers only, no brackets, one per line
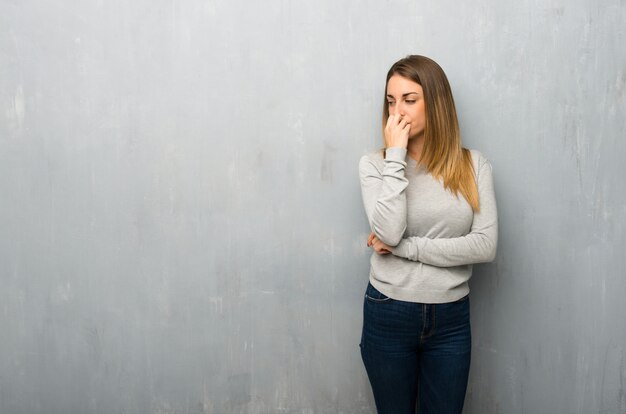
384,114,410,149
367,232,392,255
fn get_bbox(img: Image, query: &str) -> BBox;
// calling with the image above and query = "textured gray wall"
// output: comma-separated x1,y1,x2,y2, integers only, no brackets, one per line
1,0,625,413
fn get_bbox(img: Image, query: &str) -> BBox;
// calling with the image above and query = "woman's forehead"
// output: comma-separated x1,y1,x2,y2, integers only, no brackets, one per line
387,76,422,96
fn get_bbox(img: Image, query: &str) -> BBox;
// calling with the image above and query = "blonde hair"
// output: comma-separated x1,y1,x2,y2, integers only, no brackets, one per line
383,55,479,211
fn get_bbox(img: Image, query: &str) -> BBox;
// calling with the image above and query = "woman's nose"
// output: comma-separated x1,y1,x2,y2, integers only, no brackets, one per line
390,107,404,116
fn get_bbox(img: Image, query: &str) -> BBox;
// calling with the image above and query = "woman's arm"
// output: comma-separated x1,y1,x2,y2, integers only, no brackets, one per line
390,157,498,266
359,147,409,247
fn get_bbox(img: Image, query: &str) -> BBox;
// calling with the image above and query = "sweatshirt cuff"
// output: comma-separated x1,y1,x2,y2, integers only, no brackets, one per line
385,147,407,163
391,239,411,259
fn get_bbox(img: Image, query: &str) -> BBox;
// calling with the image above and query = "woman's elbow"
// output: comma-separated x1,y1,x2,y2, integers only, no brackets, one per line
483,239,497,262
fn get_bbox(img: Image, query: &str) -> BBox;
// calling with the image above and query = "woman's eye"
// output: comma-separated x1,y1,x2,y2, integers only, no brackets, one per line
387,101,395,106
405,100,416,104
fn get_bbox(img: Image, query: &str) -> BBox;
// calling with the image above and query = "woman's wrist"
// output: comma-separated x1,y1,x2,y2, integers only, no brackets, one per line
384,147,407,161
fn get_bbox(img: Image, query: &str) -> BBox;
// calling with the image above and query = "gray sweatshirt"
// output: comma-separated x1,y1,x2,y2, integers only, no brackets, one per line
359,146,498,303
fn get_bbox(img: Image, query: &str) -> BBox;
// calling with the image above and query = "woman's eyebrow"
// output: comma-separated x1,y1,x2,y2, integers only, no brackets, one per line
386,92,420,98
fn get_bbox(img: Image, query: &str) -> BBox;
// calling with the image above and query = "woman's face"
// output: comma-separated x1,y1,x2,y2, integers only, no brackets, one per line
386,74,426,140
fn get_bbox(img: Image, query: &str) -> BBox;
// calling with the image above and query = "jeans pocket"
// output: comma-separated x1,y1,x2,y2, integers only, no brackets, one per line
364,282,392,303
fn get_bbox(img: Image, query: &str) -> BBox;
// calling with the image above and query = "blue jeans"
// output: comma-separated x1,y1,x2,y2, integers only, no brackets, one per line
360,282,471,414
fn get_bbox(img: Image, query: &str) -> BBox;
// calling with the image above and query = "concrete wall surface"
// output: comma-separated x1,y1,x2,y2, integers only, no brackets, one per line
1,0,625,413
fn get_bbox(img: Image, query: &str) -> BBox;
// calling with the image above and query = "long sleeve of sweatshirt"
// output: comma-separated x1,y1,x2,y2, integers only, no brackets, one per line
358,147,409,246
390,156,498,267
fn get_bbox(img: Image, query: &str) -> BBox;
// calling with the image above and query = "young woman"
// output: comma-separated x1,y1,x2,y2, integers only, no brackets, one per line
358,55,498,414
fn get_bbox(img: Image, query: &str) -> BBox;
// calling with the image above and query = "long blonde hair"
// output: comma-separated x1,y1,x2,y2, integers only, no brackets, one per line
383,55,480,211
